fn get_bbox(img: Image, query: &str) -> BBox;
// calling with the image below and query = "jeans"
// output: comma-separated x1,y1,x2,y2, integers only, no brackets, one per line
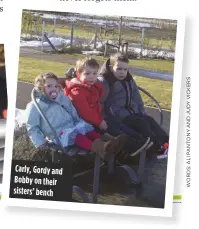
123,114,169,147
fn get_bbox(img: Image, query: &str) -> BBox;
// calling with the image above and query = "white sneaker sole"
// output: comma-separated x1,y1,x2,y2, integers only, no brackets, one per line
130,137,151,157
157,154,168,159
157,149,168,159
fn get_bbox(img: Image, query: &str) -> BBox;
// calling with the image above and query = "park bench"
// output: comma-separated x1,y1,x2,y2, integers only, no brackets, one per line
13,67,170,205
28,73,167,203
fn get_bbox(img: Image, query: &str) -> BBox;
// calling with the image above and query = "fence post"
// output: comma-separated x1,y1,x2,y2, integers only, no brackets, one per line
41,21,45,52
118,16,123,47
140,27,145,57
94,28,97,49
104,19,107,35
104,42,108,56
125,43,128,55
70,21,74,49
53,17,56,32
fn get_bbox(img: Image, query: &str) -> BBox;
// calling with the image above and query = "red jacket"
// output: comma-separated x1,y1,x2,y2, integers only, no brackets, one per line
65,78,104,127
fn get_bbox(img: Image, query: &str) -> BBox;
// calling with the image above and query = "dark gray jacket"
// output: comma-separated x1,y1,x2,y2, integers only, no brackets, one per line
98,59,145,122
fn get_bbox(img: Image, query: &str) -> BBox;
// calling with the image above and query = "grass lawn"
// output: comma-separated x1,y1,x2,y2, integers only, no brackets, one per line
130,59,174,73
135,76,172,110
61,53,174,73
18,56,172,110
18,57,74,83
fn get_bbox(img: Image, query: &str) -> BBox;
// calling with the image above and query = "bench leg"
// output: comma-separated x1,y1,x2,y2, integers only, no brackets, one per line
116,165,139,185
92,154,101,203
72,186,90,203
108,156,115,174
137,149,147,183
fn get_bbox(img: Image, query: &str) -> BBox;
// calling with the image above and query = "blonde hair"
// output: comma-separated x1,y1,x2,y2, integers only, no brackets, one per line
110,52,129,66
76,57,99,73
34,72,60,92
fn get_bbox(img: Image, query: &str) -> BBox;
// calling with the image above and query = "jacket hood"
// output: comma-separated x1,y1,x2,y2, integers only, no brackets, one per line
100,58,111,75
33,89,63,106
99,58,132,85
65,78,103,96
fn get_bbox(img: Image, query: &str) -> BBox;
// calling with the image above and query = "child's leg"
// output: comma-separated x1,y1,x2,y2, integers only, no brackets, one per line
75,133,120,161
123,115,157,143
75,134,93,151
85,130,101,140
143,115,169,145
142,115,169,159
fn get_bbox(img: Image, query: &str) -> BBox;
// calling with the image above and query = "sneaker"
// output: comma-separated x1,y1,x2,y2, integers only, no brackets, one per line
164,142,169,149
157,148,168,160
129,137,151,157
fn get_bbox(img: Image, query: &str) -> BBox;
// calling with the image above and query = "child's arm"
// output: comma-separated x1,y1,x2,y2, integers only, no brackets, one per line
97,81,104,100
131,78,145,114
108,99,133,120
62,95,80,122
25,103,47,148
97,77,109,104
69,88,103,127
99,79,132,120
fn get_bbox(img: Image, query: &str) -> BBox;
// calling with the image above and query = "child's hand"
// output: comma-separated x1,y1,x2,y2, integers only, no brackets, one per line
99,120,108,130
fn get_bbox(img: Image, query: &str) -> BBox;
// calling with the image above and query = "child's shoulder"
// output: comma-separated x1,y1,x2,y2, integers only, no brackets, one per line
25,101,38,118
25,97,49,113
26,101,35,110
65,78,85,93
59,92,70,103
94,81,103,89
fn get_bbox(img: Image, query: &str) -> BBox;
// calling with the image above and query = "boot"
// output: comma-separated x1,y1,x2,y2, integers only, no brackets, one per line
100,133,115,141
90,138,119,161
114,133,130,156
100,133,130,156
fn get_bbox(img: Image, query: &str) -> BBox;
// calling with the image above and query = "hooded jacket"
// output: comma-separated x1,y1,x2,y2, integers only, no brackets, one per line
65,78,104,127
98,59,145,122
25,90,93,148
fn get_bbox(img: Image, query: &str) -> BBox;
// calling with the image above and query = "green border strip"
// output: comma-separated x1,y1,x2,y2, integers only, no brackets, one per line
0,195,182,202
0,194,183,201
173,195,182,200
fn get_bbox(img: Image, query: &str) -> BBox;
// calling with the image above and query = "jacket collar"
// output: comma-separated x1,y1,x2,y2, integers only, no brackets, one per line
100,58,132,85
35,91,64,110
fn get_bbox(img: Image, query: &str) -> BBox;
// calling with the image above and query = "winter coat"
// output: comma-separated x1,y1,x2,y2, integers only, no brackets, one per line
65,78,104,127
98,59,145,122
25,90,93,148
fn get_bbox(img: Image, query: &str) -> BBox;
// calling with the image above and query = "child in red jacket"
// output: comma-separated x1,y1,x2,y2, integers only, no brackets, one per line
65,58,134,156
64,57,150,158
65,58,106,129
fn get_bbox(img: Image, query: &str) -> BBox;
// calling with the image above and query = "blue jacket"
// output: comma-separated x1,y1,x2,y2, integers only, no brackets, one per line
25,91,93,148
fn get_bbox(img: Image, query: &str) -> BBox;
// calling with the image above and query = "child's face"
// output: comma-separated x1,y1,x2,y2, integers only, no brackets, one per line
44,78,59,100
79,66,98,85
111,60,128,80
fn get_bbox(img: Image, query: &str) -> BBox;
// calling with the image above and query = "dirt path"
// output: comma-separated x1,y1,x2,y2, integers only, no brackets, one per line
20,47,81,65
